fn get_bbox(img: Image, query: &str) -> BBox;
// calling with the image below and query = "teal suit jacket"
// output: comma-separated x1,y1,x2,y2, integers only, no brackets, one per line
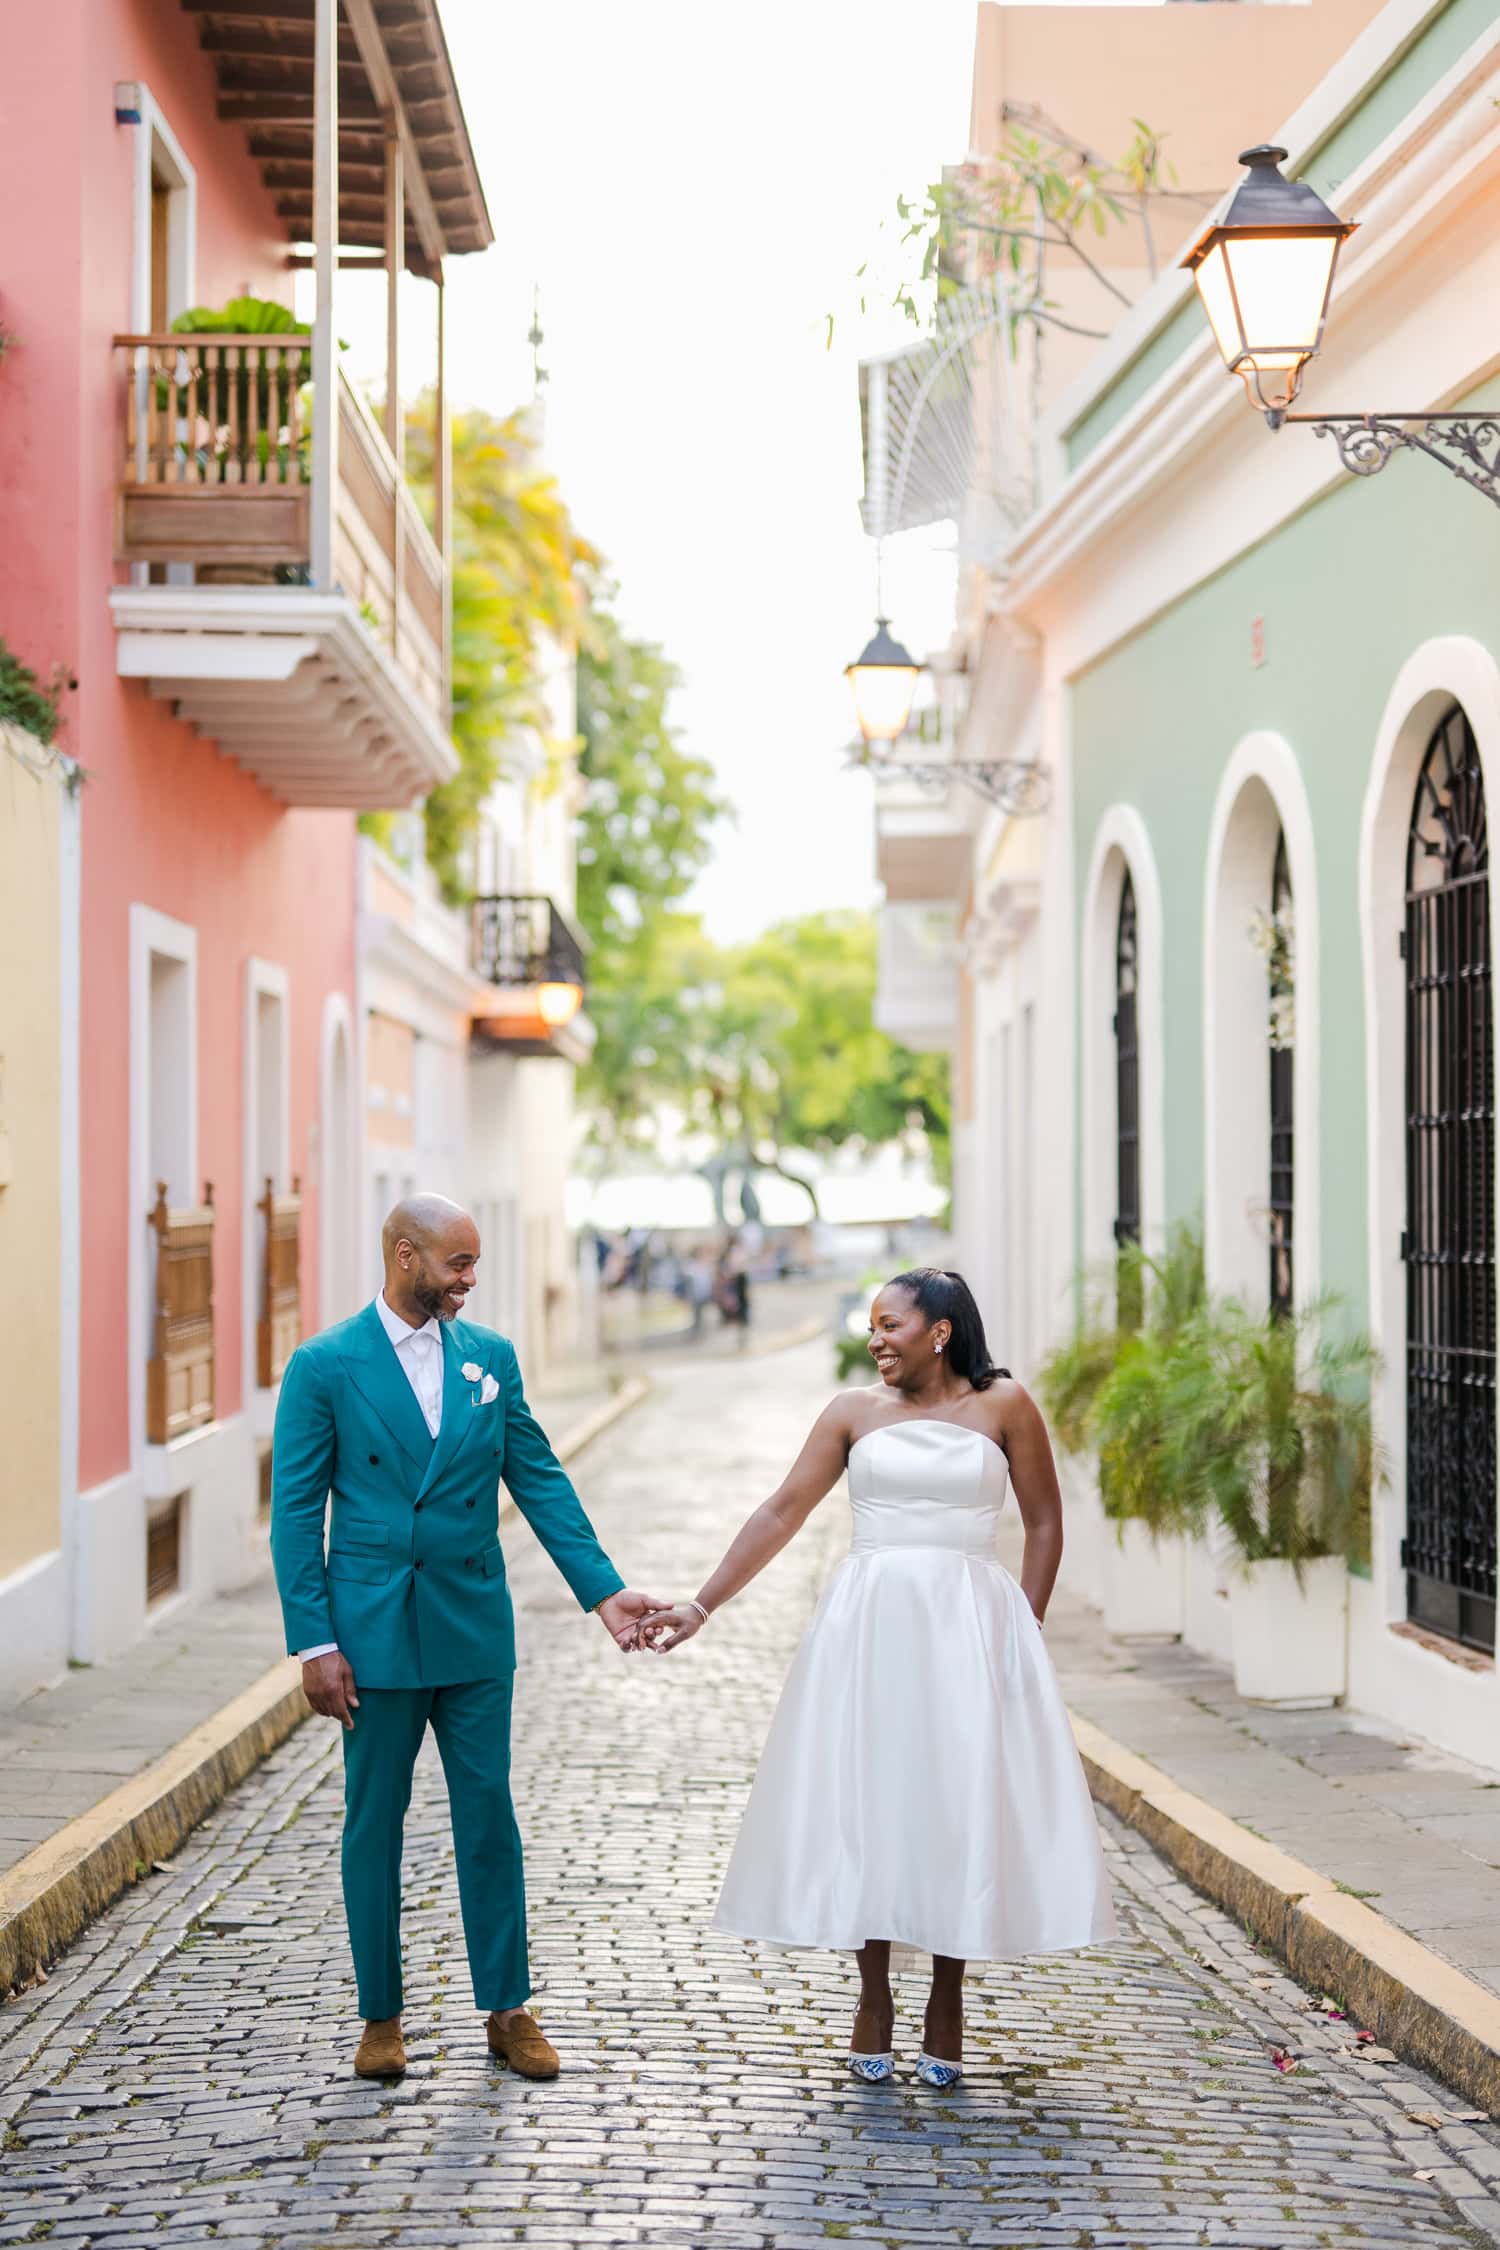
270,1303,624,1688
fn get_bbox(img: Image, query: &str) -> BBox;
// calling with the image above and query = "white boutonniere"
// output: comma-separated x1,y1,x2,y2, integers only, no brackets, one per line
461,1361,482,1383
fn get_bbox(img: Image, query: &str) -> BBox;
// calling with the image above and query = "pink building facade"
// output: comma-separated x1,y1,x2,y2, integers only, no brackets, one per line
0,0,487,1688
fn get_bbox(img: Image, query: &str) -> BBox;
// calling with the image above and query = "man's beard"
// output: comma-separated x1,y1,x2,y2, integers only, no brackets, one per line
413,1275,454,1321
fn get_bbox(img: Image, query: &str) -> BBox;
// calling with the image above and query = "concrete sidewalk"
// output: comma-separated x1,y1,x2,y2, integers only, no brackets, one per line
1034,1566,1500,2001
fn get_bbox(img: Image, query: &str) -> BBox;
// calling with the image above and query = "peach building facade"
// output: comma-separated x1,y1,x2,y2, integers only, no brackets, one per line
0,0,488,1696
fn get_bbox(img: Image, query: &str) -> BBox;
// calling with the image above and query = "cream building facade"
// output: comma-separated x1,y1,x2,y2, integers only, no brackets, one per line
870,0,1500,1760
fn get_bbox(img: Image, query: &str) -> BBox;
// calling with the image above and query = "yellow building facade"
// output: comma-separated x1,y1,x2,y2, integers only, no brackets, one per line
0,721,76,1698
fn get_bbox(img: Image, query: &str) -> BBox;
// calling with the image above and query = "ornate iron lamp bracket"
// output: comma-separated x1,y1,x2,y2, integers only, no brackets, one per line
1288,412,1500,507
848,746,1051,815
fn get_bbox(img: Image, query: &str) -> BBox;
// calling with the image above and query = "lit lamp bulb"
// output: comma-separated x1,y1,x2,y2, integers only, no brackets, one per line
845,617,922,745
1183,146,1356,424
537,980,582,1029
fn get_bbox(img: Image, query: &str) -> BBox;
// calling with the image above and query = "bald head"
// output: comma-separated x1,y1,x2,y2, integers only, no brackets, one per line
382,1194,481,1326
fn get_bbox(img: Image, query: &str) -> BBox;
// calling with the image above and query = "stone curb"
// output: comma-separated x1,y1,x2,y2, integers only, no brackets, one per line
1073,1710,1500,2116
0,1372,654,1997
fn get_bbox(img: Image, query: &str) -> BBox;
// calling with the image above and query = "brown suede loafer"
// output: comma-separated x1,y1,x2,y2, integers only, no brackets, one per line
486,2009,560,2079
354,2016,406,2079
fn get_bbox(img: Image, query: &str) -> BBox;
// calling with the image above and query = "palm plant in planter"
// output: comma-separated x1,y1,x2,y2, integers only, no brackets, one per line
1154,1298,1380,1705
1038,1222,1206,1636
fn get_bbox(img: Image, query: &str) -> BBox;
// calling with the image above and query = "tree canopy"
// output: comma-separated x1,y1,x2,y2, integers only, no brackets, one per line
576,904,951,1214
402,399,597,900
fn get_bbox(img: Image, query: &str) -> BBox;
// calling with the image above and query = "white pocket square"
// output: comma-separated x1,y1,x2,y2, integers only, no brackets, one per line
479,1372,500,1405
461,1361,482,1383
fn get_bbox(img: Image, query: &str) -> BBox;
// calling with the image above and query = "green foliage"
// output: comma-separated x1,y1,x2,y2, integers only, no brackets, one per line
403,399,596,903
575,608,728,952
170,296,309,338
579,907,950,1208
1150,1298,1380,1570
0,636,65,745
892,113,1180,341
835,1330,873,1383
1038,1223,1204,1459
1038,1221,1379,1565
1039,1223,1205,1519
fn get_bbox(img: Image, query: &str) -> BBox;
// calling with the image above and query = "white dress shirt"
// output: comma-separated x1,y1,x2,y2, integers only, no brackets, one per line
298,1293,445,1665
375,1289,446,1437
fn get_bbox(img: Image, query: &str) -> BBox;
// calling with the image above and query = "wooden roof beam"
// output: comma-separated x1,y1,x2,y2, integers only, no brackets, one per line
340,0,447,268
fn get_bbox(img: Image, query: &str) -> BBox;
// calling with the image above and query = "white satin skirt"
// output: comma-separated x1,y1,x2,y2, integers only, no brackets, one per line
713,1546,1117,1963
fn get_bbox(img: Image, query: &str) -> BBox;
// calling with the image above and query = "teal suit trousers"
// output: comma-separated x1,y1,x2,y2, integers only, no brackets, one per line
342,1676,527,2020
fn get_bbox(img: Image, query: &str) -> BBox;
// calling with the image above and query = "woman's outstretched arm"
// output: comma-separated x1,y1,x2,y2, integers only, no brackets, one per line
643,1396,857,1651
1001,1380,1065,1623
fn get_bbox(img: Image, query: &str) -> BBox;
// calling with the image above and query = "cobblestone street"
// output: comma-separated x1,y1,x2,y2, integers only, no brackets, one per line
3,1340,1500,2249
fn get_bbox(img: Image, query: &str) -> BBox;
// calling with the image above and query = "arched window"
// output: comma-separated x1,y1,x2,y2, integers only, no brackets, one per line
1404,703,1496,1654
1114,872,1140,1251
1268,830,1294,1316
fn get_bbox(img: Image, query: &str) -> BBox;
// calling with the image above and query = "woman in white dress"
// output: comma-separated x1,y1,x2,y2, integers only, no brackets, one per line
641,1267,1115,2087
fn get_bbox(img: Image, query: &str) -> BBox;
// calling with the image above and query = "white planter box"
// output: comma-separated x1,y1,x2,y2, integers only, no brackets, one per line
1229,1554,1348,1706
1102,1520,1186,1638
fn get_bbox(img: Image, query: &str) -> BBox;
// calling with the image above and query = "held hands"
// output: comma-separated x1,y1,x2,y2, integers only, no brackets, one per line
594,1588,673,1651
302,1651,360,1730
631,1602,706,1654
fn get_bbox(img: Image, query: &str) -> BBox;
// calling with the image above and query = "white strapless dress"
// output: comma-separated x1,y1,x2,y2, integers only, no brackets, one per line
713,1418,1117,1962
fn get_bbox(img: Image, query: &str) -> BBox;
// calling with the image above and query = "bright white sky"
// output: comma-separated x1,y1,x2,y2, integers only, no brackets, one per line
337,0,981,938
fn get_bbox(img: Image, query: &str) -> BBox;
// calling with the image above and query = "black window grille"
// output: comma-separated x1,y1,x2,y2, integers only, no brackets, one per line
1114,872,1140,1251
1402,702,1496,1655
1269,829,1295,1318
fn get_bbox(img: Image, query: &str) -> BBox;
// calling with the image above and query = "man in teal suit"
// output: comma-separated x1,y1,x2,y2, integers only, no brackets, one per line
271,1193,662,2082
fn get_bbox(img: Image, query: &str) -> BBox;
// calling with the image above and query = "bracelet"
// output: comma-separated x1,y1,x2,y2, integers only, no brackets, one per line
685,1599,710,1627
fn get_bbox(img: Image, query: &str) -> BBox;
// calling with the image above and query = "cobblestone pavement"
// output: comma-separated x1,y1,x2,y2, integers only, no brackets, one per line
3,1339,1500,2249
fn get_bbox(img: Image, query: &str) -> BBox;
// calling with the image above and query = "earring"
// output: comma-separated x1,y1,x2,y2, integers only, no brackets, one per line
935,1341,944,1355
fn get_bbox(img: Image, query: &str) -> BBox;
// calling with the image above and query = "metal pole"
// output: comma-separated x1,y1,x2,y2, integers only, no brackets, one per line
434,259,453,727
384,112,404,657
310,0,339,591
383,116,403,460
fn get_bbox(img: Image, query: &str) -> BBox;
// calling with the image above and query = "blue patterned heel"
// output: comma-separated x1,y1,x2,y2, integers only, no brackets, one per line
914,2053,963,2089
848,2051,896,2084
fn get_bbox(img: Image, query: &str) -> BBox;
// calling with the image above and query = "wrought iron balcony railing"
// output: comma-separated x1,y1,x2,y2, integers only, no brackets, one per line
471,894,586,994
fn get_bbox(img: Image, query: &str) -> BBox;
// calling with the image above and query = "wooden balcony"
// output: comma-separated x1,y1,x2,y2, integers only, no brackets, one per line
146,1181,216,1447
109,334,457,810
256,1176,304,1390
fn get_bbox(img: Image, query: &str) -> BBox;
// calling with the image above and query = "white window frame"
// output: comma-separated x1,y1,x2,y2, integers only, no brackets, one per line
1360,636,1500,1643
129,905,198,1474
1201,732,1321,1312
319,992,358,1326
243,958,291,1424
1080,806,1166,1289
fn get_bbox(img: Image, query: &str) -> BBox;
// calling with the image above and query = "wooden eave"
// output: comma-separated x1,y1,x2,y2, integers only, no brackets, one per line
180,0,493,268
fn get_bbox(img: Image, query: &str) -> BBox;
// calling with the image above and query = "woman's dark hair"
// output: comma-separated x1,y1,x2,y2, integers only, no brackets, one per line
884,1267,1009,1390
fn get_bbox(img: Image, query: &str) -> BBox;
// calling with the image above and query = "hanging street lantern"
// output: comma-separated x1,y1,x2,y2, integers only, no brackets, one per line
1182,145,1355,424
1188,143,1500,506
840,615,1050,814
536,979,583,1029
845,616,922,745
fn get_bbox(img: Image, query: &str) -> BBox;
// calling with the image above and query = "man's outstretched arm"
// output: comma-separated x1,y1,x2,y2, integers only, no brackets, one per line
496,1341,665,1644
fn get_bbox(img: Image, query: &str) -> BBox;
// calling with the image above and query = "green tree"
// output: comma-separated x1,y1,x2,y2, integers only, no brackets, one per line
575,608,728,949
578,907,951,1216
713,913,950,1211
574,609,730,1155
397,399,596,901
